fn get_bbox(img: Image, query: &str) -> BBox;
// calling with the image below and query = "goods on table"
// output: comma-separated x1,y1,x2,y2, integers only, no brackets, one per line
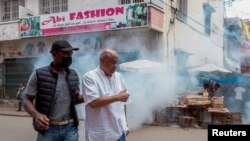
186,95,210,105
211,96,224,108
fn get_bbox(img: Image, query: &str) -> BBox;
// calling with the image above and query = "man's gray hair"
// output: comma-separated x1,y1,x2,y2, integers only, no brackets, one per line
99,48,118,60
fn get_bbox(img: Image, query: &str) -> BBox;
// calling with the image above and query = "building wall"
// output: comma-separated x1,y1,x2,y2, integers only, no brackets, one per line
0,29,160,62
0,21,20,41
167,0,224,68
83,0,118,10
0,0,164,61
26,0,39,16
0,36,57,63
0,0,164,100
0,0,224,66
69,0,84,11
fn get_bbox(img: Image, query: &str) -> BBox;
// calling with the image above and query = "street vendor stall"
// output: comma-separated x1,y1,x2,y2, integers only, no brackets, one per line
185,95,211,125
207,107,230,124
165,104,188,124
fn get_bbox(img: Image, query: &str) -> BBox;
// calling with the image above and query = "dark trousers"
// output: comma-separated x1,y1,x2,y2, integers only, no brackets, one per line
17,101,23,111
117,133,126,141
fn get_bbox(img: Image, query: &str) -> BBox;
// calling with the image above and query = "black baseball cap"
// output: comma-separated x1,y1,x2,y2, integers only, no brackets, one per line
50,40,79,53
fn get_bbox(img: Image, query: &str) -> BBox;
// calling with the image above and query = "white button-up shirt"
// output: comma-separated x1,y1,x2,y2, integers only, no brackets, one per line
82,68,128,141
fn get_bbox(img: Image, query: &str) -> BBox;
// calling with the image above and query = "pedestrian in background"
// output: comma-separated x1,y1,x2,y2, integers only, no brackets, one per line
234,84,245,113
23,40,84,141
82,48,130,141
16,82,26,111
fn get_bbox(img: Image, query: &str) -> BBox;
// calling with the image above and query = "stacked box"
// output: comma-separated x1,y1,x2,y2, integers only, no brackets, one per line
186,95,210,105
177,116,195,128
197,97,209,101
213,113,231,124
212,97,224,108
179,95,187,105
186,98,196,105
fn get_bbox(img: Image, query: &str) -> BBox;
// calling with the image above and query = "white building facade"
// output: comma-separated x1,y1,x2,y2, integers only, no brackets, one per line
0,0,225,98
0,0,165,98
165,0,225,69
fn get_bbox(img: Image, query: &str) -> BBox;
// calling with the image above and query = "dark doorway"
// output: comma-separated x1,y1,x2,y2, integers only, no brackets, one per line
3,57,38,99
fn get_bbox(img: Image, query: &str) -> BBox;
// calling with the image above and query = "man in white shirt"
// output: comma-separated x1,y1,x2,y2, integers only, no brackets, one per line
234,85,245,113
234,86,245,100
82,49,130,141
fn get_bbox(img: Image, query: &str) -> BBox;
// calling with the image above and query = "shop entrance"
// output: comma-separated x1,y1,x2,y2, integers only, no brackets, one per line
3,57,38,99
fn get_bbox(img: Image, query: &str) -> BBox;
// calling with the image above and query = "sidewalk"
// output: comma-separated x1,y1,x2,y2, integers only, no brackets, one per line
0,99,30,117
0,106,30,117
0,99,85,120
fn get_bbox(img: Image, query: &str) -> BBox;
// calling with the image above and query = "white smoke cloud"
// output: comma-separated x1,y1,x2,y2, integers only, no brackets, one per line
32,31,189,131
125,69,183,130
33,54,53,69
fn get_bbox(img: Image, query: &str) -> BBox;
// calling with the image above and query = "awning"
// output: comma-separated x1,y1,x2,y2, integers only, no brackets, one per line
188,63,232,73
119,59,165,73
211,75,250,84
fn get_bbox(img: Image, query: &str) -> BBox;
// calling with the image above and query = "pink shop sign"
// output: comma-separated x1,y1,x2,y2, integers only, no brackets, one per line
20,3,148,37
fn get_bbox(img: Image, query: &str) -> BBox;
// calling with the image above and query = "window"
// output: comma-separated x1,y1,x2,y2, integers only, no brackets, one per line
39,0,68,15
177,0,187,22
133,0,144,3
120,0,144,4
120,0,131,4
203,3,215,36
226,25,241,61
1,0,25,21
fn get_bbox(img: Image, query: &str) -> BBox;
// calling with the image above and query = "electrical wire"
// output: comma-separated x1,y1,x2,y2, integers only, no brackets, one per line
158,0,225,36
159,0,225,49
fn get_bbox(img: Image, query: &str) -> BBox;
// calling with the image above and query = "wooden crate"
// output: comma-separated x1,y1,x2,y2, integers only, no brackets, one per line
212,113,231,124
212,97,224,108
177,116,195,128
213,104,223,108
230,112,242,124
155,113,167,123
197,97,209,101
187,98,196,105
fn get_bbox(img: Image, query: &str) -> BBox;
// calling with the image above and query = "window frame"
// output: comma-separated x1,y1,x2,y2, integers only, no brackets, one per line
1,0,25,21
177,0,188,22
39,0,68,15
120,0,144,5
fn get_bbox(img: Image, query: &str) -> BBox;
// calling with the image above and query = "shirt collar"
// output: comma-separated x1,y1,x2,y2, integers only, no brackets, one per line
97,67,114,78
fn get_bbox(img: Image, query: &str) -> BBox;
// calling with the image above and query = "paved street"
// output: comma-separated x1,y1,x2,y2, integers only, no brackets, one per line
0,115,207,141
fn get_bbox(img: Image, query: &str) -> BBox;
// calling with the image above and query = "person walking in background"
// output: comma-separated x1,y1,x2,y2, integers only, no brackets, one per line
201,83,209,98
234,84,245,113
16,82,26,111
212,83,223,97
82,48,130,141
23,40,84,141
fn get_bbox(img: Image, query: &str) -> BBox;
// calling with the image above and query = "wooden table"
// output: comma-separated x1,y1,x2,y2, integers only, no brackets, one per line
186,104,209,125
166,105,188,123
207,108,230,124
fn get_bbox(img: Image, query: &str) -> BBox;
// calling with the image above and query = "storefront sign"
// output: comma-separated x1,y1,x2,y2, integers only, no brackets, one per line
20,3,148,37
20,16,42,37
